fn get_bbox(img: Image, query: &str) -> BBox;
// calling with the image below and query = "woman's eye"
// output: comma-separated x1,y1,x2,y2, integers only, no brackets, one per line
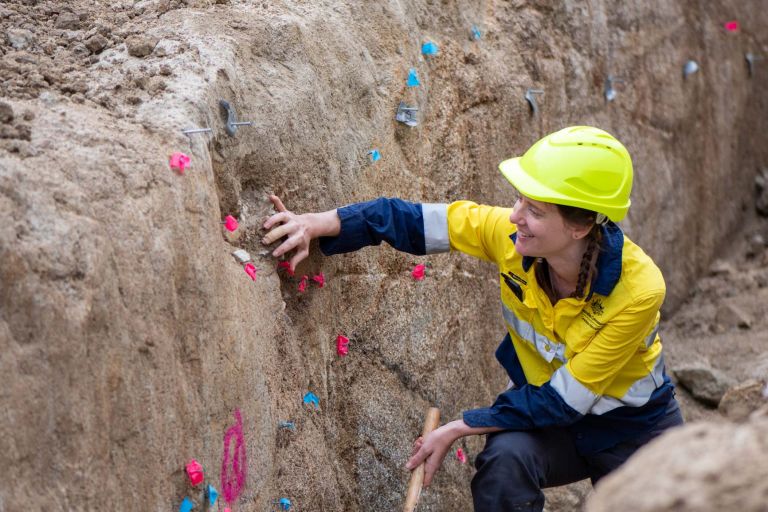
529,208,542,218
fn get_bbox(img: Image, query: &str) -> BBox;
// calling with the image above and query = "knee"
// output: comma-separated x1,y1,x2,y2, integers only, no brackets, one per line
476,431,539,473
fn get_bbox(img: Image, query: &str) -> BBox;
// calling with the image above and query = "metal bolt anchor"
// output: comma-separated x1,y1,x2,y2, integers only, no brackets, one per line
220,99,254,137
181,127,213,137
524,89,544,116
746,52,763,78
395,101,419,127
604,75,625,102
683,60,699,78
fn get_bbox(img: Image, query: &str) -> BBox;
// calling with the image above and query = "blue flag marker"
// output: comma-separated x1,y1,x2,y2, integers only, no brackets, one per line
421,42,439,55
407,68,420,87
368,149,381,162
278,497,292,510
207,485,218,506
303,392,320,408
180,497,194,512
471,25,482,40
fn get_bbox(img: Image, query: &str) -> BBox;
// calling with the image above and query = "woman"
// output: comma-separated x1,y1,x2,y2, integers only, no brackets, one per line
262,126,683,511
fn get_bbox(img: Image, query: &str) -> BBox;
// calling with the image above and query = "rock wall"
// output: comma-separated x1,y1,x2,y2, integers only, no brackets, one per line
1,1,767,510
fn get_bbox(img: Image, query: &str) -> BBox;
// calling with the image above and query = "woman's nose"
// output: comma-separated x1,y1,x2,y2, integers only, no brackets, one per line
510,201,523,224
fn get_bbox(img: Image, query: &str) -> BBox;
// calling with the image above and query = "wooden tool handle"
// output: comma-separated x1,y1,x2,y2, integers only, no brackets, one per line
403,407,441,512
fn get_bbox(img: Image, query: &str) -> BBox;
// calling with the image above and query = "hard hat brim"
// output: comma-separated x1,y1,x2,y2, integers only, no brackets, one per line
498,157,629,222
499,157,571,203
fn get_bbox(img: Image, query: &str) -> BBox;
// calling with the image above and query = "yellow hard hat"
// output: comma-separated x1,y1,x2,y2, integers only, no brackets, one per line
499,126,633,222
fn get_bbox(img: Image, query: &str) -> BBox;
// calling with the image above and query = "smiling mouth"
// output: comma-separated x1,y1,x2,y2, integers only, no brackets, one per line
518,232,534,239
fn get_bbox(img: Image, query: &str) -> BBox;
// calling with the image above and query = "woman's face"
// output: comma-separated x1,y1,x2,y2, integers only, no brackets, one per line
509,193,587,258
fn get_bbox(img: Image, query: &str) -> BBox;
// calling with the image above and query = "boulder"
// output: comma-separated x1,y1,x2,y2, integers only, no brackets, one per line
674,365,735,406
586,415,768,512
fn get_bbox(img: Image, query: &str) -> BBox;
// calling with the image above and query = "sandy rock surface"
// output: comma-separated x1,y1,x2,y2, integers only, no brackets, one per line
586,410,768,512
2,0,768,511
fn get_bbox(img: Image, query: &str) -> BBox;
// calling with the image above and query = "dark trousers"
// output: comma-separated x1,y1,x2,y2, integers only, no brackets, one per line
471,399,684,512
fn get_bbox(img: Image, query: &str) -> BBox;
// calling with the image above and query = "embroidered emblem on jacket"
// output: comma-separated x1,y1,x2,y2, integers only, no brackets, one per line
590,298,605,316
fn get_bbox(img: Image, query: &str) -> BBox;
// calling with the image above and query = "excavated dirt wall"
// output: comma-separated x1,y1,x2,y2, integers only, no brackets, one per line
1,1,767,510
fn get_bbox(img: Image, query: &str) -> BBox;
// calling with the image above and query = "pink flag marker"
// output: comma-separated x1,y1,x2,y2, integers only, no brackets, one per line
298,275,309,293
277,261,295,277
244,263,258,281
336,334,350,357
311,272,325,288
456,448,467,464
185,459,204,486
169,152,191,174
224,215,239,232
724,20,739,32
411,264,426,281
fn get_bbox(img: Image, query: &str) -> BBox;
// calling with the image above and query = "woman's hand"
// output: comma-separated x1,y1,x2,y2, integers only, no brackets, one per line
405,421,464,487
261,195,340,271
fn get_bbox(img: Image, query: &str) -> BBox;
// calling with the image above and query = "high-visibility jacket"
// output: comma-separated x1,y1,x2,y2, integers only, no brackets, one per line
319,198,675,455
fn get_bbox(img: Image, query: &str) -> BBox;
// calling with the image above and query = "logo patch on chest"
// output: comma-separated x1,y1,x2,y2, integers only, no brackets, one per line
590,298,605,316
580,308,605,331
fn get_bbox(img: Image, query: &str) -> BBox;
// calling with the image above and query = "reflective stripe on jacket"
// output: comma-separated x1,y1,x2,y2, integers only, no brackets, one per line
319,197,674,455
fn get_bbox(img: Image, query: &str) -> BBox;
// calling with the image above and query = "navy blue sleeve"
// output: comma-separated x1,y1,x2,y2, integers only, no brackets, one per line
463,382,583,430
318,197,426,256
495,333,528,387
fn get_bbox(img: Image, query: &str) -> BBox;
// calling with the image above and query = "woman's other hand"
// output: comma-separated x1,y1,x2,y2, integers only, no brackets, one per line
405,422,463,487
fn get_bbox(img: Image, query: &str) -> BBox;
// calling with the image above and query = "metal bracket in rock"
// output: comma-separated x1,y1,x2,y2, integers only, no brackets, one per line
683,60,699,79
603,75,625,102
395,101,419,127
219,99,254,137
524,89,544,116
746,52,763,78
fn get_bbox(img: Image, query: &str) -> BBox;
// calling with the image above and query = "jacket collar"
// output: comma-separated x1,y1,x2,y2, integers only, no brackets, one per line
509,222,624,298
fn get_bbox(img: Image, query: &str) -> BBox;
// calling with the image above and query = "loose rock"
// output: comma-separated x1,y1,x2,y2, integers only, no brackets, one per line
6,28,36,50
85,34,109,54
0,101,14,123
126,35,158,58
674,364,734,406
715,301,752,329
54,12,81,30
719,380,767,421
708,259,734,276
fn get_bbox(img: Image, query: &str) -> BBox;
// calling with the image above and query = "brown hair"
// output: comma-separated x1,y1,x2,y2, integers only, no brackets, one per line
535,205,603,303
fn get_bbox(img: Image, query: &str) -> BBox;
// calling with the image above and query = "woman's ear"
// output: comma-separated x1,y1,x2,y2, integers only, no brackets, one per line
569,223,593,240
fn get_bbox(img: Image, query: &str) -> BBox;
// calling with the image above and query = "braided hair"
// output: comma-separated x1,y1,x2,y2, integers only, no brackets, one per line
535,205,603,303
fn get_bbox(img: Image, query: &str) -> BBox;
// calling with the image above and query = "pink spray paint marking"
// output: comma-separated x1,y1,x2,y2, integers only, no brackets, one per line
298,275,309,293
456,448,467,464
336,334,349,357
311,272,325,288
224,215,239,232
724,20,739,32
411,264,426,281
244,263,258,281
169,152,191,174
185,459,204,486
221,409,247,505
